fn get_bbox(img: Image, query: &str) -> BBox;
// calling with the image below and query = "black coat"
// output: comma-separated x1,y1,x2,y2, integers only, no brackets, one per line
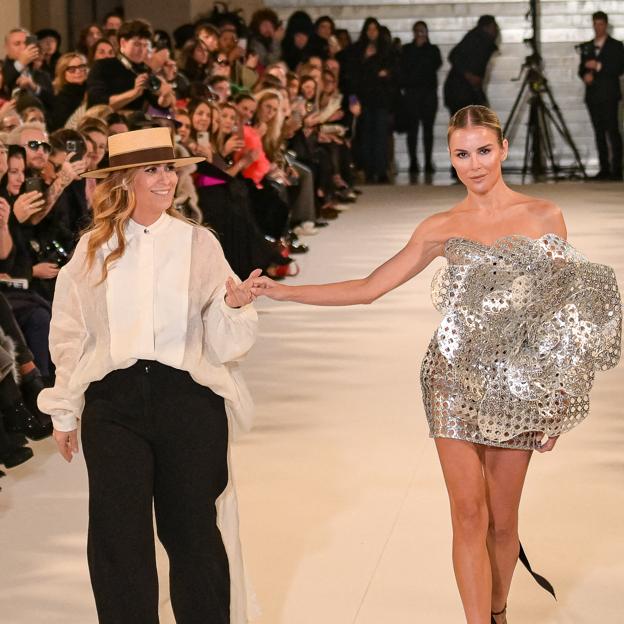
346,42,396,110
399,41,442,92
87,56,159,110
578,35,624,103
443,27,497,110
1,58,55,111
47,83,86,131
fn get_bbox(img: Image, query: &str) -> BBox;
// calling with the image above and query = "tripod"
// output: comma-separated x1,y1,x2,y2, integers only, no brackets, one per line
503,59,587,181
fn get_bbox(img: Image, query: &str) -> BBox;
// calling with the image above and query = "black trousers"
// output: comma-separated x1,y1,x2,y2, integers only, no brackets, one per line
81,361,230,624
404,89,438,169
587,97,623,175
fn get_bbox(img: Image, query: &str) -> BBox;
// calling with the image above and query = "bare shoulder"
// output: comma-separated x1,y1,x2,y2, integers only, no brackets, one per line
523,196,567,238
409,209,460,256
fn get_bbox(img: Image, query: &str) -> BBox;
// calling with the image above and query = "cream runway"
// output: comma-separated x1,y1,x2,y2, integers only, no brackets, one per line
1,182,622,623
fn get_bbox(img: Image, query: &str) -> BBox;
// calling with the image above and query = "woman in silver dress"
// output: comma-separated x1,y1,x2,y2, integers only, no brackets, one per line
251,105,621,624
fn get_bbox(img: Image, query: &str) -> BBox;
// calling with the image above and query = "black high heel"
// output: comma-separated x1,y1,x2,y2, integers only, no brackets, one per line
491,604,506,623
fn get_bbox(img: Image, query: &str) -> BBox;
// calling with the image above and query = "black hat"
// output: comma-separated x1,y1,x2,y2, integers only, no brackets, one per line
36,28,62,45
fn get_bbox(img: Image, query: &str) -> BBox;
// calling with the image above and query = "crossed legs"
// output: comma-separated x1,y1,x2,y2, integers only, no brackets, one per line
435,438,532,623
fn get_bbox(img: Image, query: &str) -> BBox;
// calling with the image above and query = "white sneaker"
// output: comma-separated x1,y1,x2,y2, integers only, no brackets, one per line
333,203,350,211
294,221,319,236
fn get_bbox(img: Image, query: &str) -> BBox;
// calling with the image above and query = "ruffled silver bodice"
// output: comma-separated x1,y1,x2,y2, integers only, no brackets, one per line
421,234,621,445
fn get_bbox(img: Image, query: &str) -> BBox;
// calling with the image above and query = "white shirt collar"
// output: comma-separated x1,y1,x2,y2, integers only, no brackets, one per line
127,211,171,239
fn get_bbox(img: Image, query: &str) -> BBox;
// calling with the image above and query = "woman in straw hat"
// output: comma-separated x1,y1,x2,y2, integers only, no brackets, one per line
38,126,260,624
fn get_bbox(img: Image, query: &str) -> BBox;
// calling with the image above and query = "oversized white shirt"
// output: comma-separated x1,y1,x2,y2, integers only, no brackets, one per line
38,213,259,622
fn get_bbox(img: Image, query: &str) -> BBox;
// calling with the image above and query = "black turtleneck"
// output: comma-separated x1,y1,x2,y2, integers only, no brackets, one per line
48,82,87,131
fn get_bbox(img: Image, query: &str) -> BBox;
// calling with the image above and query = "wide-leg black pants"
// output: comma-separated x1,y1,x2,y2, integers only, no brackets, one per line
81,360,230,624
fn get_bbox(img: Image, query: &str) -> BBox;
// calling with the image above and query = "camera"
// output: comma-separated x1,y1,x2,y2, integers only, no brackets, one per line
147,74,162,93
574,42,595,59
39,240,69,267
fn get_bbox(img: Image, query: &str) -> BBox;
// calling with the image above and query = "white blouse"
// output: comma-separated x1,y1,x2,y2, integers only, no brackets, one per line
37,215,259,623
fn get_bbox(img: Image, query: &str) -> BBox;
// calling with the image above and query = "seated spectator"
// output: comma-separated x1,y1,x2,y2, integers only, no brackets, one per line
35,28,61,78
2,28,54,111
15,93,46,124
195,23,220,56
248,9,283,69
102,10,124,33
88,38,115,65
209,75,231,103
105,111,129,134
77,23,104,56
87,19,176,113
282,11,314,71
179,38,211,85
307,16,335,60
48,52,89,131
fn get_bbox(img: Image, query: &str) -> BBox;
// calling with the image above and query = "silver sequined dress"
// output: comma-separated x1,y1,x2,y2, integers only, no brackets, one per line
420,234,622,450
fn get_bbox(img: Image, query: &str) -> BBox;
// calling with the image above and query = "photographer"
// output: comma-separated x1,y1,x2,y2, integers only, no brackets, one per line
578,11,624,180
443,15,499,116
87,19,175,113
2,28,54,111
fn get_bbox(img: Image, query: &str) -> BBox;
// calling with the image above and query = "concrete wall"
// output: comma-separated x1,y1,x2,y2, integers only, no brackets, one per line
265,0,624,172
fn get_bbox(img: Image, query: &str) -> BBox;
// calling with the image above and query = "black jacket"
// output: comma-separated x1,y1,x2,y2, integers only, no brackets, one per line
87,56,159,110
47,83,86,131
399,41,442,91
443,27,497,109
345,42,396,110
578,35,624,103
1,58,54,110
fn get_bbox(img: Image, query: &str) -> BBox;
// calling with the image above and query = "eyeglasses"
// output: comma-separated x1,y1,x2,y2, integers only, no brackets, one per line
24,140,52,154
66,64,88,73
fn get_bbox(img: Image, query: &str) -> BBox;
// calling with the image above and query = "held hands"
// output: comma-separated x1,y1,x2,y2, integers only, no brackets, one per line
250,275,289,301
224,268,262,308
53,428,79,462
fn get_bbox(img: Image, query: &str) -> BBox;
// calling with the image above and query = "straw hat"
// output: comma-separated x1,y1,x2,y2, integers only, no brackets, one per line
81,127,208,179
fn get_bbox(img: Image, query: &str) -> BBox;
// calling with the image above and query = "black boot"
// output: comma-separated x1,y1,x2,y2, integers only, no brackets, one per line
20,369,52,427
3,402,52,441
0,418,34,468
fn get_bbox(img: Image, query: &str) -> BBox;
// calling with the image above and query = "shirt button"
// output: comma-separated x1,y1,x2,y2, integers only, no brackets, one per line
144,228,149,234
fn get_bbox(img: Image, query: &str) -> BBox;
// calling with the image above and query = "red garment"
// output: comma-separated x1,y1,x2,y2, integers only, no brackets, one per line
237,125,270,187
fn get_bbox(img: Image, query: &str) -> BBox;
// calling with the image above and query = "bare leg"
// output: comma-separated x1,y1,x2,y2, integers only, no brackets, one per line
435,438,491,624
484,447,532,622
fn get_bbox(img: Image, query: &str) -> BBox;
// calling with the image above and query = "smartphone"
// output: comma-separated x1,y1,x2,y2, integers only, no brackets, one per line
25,34,38,46
197,131,210,148
234,115,244,140
65,140,86,162
24,176,46,194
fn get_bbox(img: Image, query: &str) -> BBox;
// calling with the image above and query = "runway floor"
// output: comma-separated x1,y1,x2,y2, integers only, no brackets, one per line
1,182,623,623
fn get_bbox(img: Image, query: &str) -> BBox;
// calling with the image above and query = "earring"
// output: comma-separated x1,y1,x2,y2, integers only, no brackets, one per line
121,180,128,191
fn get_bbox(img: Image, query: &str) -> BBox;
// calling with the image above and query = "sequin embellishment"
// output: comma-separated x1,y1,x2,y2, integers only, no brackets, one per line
421,234,621,448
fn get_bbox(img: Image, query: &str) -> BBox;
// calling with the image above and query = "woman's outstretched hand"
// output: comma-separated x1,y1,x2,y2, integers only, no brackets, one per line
225,269,262,308
250,276,289,301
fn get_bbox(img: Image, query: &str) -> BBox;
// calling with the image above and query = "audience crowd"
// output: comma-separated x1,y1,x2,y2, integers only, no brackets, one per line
0,5,621,476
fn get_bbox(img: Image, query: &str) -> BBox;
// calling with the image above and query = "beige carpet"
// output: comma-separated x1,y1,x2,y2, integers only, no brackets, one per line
1,182,622,623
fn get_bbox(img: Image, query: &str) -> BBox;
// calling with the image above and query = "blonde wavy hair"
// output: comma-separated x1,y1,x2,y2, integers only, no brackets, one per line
84,167,188,283
253,89,284,161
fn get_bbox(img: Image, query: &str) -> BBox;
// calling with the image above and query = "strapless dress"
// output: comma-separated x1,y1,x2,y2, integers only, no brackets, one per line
420,234,621,449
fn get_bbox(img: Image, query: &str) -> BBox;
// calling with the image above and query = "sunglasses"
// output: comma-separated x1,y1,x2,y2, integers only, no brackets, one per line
66,64,88,73
24,140,52,154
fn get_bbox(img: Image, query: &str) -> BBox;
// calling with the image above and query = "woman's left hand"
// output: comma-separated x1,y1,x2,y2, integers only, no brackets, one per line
537,435,559,453
225,268,262,308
